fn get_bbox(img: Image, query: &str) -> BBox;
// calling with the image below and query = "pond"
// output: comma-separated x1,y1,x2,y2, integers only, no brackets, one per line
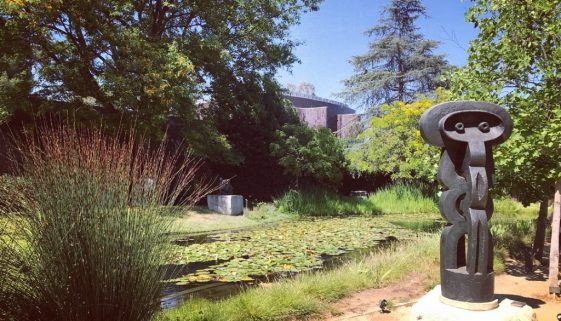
161,216,420,308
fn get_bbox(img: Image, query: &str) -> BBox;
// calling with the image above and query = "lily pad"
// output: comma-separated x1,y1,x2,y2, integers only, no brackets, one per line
167,217,418,284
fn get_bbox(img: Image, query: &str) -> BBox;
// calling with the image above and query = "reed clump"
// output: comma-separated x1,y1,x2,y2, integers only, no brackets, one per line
0,123,215,321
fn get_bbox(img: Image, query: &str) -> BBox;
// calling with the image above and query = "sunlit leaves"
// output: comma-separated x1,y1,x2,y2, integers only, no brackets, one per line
0,0,321,162
270,124,347,186
450,0,561,203
346,89,451,181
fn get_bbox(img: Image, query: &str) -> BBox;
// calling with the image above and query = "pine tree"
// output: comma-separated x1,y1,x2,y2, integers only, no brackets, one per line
340,0,449,109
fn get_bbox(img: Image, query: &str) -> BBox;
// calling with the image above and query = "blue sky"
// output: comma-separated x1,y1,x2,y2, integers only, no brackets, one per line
276,0,478,107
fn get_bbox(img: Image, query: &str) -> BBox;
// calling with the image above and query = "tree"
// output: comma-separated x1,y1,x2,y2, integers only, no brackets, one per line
340,0,449,110
0,0,320,159
208,79,304,199
0,13,33,122
286,82,316,95
345,89,450,181
270,124,347,187
449,0,561,276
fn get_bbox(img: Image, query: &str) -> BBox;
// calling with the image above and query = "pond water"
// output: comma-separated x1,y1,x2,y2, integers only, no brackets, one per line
160,217,418,309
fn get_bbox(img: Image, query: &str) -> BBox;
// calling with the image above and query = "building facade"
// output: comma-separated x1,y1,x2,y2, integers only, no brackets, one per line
284,93,360,138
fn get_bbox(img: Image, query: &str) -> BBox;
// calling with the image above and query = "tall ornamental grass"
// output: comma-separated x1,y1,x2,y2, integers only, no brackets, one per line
368,183,438,214
0,123,215,321
273,184,438,217
274,188,381,216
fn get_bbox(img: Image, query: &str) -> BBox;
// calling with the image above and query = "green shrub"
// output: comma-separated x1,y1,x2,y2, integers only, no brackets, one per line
493,198,521,217
245,202,287,221
491,219,535,259
0,124,214,321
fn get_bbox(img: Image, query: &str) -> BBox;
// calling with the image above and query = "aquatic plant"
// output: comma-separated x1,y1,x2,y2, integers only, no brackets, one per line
157,235,441,321
0,123,216,321
167,217,418,284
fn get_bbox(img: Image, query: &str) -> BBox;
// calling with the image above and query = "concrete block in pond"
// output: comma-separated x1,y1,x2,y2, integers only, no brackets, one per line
207,195,243,216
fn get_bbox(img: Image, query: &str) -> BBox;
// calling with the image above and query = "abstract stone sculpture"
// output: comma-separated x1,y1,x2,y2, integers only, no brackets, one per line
420,101,512,307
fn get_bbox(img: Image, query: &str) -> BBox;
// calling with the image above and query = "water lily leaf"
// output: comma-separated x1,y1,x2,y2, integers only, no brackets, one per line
166,217,419,284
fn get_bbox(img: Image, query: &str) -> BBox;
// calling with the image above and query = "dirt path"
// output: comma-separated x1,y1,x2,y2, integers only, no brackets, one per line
317,260,561,321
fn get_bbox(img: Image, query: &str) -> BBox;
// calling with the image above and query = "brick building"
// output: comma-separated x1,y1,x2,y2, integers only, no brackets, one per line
284,93,360,138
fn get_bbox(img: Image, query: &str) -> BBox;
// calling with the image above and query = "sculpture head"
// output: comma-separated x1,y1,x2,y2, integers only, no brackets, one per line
420,101,512,147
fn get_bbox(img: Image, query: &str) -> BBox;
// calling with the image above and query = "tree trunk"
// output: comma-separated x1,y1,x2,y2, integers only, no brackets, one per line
548,179,561,293
532,199,549,262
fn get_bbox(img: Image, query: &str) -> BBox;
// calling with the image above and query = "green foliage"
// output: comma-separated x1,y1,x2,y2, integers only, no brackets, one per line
0,0,320,161
0,123,214,321
346,90,451,180
368,183,438,214
0,14,32,121
273,189,381,216
491,218,536,261
271,124,347,187
389,219,443,233
167,217,417,285
340,0,450,108
244,203,291,221
449,0,561,204
493,198,539,218
0,175,30,214
273,184,438,217
157,235,440,321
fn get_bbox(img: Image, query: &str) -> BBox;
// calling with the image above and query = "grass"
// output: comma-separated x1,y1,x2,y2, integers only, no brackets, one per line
167,204,293,235
389,217,443,233
168,186,540,237
156,188,533,321
273,188,382,216
273,184,438,217
369,184,438,214
0,123,215,321
156,234,441,321
493,198,540,218
156,187,536,321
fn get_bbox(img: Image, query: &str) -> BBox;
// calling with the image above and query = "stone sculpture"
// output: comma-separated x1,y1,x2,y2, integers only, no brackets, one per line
420,101,512,306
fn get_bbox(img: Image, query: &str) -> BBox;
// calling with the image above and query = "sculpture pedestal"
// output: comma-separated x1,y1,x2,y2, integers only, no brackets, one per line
207,195,243,216
410,285,535,321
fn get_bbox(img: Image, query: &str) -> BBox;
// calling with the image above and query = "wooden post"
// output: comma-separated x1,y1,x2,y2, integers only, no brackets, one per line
548,179,561,294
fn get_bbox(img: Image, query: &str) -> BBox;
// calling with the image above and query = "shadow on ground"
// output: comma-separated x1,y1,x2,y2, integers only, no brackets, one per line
504,258,548,281
495,293,546,308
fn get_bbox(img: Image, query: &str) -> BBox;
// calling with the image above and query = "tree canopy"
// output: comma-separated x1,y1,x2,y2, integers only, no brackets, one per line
0,0,330,199
271,123,347,187
340,0,449,110
449,0,561,205
345,89,451,181
0,0,320,158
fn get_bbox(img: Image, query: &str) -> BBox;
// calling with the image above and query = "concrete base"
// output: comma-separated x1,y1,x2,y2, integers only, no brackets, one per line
439,294,498,311
410,285,536,321
207,195,243,216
